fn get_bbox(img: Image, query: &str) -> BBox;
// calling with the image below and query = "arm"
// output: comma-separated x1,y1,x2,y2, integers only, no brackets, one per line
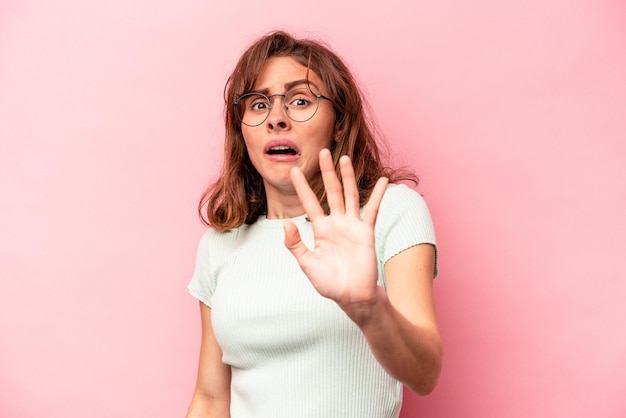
356,244,442,395
283,149,442,395
186,302,231,418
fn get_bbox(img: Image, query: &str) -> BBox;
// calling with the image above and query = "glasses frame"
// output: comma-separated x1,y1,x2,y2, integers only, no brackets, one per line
233,88,332,127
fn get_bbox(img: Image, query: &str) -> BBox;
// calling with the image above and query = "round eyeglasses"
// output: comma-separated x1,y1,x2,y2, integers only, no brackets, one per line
234,88,332,127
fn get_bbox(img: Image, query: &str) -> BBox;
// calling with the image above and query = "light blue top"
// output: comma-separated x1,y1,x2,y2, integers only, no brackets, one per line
189,184,437,418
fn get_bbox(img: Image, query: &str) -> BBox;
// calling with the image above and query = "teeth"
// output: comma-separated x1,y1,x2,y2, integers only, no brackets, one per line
268,145,297,156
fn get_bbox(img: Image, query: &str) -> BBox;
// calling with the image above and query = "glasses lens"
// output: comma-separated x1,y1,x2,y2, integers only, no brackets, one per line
235,89,322,126
284,89,320,122
238,93,270,127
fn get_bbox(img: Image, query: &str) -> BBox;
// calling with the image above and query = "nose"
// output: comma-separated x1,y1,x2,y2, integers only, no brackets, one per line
266,95,290,130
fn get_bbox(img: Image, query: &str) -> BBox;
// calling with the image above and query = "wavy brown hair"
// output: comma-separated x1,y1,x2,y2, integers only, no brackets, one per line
199,31,417,231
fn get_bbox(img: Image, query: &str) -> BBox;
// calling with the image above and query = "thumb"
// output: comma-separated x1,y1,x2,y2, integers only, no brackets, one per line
283,221,310,261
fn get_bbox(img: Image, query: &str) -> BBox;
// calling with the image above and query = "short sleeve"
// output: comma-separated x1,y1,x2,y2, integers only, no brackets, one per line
375,183,438,277
188,231,215,307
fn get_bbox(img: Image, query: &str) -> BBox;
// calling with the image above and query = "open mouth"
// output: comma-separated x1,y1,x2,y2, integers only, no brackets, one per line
267,145,298,156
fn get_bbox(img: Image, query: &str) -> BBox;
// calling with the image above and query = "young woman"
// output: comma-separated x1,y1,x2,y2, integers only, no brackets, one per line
187,31,442,418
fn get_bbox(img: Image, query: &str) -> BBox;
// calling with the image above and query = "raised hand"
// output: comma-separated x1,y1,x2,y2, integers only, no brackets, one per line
283,148,389,311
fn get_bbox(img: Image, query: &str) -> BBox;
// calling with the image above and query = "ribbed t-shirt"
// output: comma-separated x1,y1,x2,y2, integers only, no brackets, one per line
188,183,437,418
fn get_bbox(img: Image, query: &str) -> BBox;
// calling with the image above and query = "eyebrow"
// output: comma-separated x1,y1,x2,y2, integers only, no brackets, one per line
253,79,321,95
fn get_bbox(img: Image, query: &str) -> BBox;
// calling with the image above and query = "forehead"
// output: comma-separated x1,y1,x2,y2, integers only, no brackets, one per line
253,56,325,93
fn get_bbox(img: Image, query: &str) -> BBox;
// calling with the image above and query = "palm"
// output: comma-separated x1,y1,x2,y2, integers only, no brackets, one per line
283,149,388,307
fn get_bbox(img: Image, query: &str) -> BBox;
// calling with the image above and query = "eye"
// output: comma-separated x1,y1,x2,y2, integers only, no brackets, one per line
286,89,316,108
249,98,269,111
243,94,269,112
250,102,267,111
292,97,307,106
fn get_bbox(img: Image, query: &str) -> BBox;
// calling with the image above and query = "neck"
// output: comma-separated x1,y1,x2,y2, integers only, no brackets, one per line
264,189,305,219
266,200,305,219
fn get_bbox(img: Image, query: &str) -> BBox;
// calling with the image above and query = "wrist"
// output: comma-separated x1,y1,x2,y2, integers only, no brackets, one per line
340,286,389,328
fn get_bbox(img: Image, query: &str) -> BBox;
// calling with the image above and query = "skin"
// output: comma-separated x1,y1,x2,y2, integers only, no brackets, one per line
187,57,442,418
240,56,336,219
284,150,442,395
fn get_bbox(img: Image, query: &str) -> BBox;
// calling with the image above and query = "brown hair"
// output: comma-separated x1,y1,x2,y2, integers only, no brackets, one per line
199,31,417,231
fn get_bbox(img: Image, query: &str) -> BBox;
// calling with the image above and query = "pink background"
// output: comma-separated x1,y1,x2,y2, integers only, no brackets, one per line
1,1,625,417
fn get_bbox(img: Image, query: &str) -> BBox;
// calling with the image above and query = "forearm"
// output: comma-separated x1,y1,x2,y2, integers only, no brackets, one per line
186,392,230,418
343,286,443,395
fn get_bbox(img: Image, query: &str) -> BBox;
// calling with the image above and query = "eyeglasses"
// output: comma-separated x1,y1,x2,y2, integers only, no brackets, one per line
234,88,332,127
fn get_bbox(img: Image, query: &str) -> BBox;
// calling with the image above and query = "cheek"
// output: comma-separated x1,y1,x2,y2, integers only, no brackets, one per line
239,131,261,168
240,127,251,146
305,118,335,147
241,129,262,156
318,111,337,144
322,123,336,148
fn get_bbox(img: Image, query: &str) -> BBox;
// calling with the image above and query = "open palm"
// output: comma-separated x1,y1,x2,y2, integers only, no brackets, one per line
283,149,388,308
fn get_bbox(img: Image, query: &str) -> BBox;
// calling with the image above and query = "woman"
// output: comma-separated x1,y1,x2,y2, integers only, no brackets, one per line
187,31,442,418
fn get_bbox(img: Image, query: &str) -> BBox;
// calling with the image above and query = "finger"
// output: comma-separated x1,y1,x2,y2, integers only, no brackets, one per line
362,177,389,225
290,166,325,220
319,148,345,214
283,221,310,262
339,155,360,217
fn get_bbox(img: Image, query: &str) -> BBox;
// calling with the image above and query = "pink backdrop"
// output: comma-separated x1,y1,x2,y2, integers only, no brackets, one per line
1,1,625,417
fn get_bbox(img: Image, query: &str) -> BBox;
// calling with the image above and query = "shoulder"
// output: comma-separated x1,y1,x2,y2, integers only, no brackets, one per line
196,225,245,260
190,225,246,297
379,183,430,217
374,183,437,268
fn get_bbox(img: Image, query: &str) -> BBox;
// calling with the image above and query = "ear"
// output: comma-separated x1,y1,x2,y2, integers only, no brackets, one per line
333,117,345,142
